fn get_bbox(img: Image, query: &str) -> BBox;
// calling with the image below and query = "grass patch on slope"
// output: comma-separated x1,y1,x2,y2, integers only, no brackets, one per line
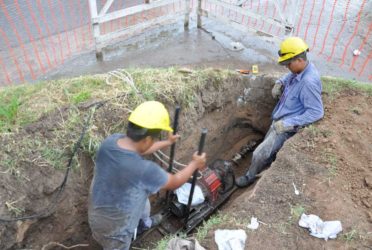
0,68,233,133
322,77,372,97
0,68,234,174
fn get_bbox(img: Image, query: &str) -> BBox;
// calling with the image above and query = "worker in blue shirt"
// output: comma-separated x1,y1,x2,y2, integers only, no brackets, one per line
236,37,324,188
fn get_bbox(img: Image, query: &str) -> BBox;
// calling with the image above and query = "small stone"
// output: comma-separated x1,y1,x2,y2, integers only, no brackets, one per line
367,211,372,223
362,199,371,208
364,176,372,188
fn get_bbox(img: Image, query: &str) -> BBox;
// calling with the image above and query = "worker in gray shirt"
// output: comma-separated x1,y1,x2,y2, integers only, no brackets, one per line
88,101,207,249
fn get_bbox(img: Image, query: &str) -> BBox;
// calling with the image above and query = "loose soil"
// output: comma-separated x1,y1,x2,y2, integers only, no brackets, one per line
202,89,372,250
0,71,371,250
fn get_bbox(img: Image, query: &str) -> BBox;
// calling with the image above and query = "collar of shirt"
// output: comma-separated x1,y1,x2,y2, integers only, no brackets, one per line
294,61,311,82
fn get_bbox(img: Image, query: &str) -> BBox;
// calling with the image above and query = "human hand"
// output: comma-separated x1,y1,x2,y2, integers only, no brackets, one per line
272,80,283,99
273,120,294,133
192,152,207,171
167,132,180,144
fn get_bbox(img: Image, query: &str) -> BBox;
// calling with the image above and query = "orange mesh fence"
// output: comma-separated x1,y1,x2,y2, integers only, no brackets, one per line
0,0,370,85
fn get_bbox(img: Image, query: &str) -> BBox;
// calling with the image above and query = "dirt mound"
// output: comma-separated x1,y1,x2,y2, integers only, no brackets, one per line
201,88,372,249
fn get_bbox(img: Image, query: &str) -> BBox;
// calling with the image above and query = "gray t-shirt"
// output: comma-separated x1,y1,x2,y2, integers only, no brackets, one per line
88,133,168,238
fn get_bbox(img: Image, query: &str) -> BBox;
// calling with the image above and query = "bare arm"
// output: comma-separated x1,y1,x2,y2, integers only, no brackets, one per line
162,152,207,190
142,132,180,155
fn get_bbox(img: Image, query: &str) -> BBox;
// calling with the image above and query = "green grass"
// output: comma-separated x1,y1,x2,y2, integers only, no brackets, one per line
0,68,236,181
154,232,187,250
322,77,372,97
0,72,368,134
322,152,338,176
306,124,320,138
195,213,230,241
0,95,20,129
41,146,68,170
72,91,92,104
153,213,231,250
274,221,291,235
1,158,19,177
5,198,25,216
289,204,306,223
342,229,359,242
0,68,233,133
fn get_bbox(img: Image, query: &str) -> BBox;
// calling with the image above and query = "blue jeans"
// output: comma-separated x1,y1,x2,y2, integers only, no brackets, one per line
246,122,295,178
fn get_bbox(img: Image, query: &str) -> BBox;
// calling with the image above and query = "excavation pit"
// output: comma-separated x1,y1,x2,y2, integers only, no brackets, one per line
0,69,278,249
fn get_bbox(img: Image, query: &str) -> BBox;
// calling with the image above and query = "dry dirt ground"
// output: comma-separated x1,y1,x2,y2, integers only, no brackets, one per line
201,89,372,250
0,71,371,250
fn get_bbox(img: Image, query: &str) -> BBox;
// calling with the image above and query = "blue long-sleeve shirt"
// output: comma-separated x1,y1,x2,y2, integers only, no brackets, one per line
272,62,324,127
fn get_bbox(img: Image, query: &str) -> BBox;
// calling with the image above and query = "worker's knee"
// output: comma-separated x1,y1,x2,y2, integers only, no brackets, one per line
252,144,271,160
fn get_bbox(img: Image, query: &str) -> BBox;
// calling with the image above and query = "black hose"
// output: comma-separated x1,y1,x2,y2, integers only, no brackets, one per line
0,106,96,222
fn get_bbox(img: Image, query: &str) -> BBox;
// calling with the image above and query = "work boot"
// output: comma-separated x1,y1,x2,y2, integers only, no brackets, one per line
137,219,150,235
137,213,163,235
235,175,256,188
150,213,163,227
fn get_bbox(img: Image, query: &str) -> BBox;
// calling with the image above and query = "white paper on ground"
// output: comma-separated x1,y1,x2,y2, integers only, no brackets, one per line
214,229,247,250
247,217,259,230
175,183,205,206
166,237,206,250
299,213,342,240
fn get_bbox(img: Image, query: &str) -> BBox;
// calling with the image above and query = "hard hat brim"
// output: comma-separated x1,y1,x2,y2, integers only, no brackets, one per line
278,58,292,66
162,125,173,132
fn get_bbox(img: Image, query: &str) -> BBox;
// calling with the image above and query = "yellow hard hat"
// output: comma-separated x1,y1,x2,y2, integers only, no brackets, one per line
278,37,309,65
128,101,173,132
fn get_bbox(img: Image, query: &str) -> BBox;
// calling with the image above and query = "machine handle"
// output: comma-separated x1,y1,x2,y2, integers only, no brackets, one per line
166,106,181,205
167,106,180,173
185,128,207,225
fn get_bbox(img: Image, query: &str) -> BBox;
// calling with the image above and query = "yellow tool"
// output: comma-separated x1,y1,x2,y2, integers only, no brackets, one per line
252,65,259,74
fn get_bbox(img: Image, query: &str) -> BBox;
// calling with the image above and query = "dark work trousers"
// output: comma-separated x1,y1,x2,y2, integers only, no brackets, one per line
246,122,296,178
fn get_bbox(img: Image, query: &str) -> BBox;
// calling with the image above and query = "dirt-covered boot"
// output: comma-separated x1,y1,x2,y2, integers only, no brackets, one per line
150,213,163,227
235,175,256,188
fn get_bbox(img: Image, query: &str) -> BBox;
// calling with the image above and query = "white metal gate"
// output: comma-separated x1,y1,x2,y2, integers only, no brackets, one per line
196,0,298,38
88,0,191,60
